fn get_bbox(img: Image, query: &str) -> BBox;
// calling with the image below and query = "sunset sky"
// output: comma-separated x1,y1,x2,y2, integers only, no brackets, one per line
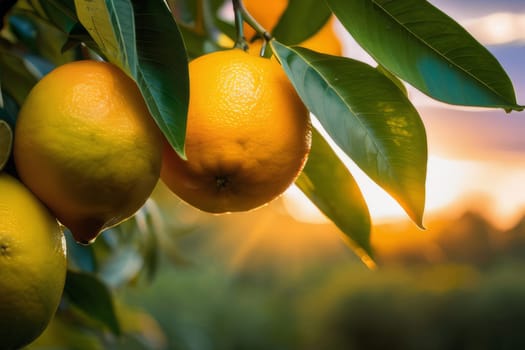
285,0,525,230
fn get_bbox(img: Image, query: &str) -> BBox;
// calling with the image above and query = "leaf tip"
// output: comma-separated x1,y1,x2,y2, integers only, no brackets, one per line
174,144,186,160
504,104,524,113
339,234,376,270
360,252,378,271
411,213,426,230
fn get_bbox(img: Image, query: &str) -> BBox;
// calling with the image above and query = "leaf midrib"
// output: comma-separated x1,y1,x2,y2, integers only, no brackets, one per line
288,47,392,182
107,1,135,74
370,0,509,104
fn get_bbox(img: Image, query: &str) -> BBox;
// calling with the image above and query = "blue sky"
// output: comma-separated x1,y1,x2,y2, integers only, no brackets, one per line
433,0,525,19
338,1,524,159
423,1,524,159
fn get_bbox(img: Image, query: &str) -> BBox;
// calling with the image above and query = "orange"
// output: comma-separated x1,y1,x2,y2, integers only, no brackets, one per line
243,0,287,40
161,49,311,213
243,0,342,56
14,60,162,244
0,173,67,349
299,17,342,56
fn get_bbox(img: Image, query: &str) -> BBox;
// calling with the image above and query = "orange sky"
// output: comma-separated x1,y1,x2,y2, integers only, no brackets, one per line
300,9,525,230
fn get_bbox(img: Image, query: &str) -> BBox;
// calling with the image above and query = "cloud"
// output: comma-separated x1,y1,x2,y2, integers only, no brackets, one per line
420,106,525,159
431,0,525,20
465,12,525,45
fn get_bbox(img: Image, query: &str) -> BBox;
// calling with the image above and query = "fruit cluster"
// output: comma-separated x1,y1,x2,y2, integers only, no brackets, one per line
0,1,342,345
0,47,312,349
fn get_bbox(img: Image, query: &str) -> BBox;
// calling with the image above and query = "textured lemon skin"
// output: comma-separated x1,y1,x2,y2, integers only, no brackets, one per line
161,49,311,213
0,173,67,350
14,60,162,244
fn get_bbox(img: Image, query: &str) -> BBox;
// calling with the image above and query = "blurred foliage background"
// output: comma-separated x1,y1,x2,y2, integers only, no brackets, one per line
26,182,525,350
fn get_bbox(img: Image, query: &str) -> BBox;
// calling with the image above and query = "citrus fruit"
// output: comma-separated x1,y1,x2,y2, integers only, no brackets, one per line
0,119,12,171
243,0,287,39
299,17,342,56
14,60,162,244
242,0,342,56
0,172,67,350
161,49,311,213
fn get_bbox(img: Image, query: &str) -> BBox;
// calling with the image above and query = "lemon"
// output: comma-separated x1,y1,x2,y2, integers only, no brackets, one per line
0,172,67,350
14,60,162,244
161,49,311,213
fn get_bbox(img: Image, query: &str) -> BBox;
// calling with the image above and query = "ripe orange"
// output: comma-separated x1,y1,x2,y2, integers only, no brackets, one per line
161,49,311,213
243,0,342,56
243,0,287,40
299,17,342,56
14,60,162,244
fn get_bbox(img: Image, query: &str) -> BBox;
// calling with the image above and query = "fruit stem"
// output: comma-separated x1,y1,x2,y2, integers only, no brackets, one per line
232,0,272,51
215,175,229,190
195,0,206,35
232,0,248,50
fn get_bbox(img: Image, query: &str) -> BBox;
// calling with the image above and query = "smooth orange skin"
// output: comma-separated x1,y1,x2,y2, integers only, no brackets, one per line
243,0,287,40
243,0,342,56
161,50,311,213
299,17,342,56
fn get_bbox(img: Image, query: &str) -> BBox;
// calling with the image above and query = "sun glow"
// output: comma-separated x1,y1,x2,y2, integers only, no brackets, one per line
284,156,475,224
465,12,525,45
284,155,525,229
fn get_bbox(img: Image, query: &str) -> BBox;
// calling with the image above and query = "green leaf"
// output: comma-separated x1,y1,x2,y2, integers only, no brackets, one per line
9,11,78,65
0,92,19,128
134,199,163,282
296,128,374,265
8,14,38,51
65,230,97,273
64,270,121,335
25,0,93,50
178,24,221,59
66,21,99,53
272,0,331,45
132,0,189,157
37,0,78,33
0,102,18,176
272,41,427,226
74,0,137,75
377,65,407,97
0,46,38,105
74,0,189,157
327,0,523,111
0,120,12,171
99,248,143,288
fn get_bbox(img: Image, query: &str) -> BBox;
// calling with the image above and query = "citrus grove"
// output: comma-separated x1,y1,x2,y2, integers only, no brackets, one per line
0,0,522,348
